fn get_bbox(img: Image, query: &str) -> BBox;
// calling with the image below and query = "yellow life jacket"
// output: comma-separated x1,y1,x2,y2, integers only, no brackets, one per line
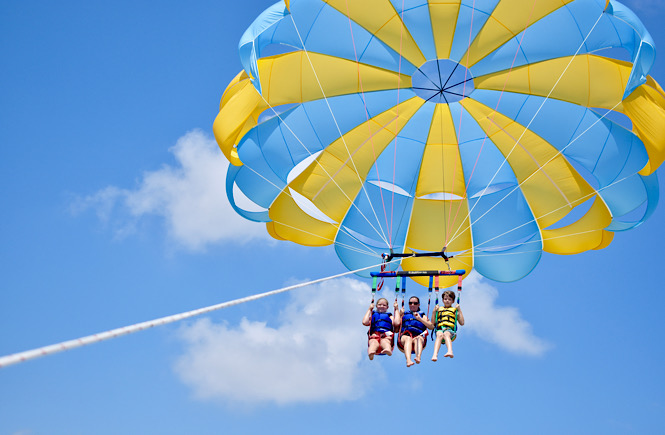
435,306,457,330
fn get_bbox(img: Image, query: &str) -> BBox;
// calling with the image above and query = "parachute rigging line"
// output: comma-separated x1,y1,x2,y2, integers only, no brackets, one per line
343,0,393,248
446,0,561,245
450,8,607,246
449,98,625,251
0,262,385,369
251,91,392,250
236,142,382,258
446,9,609,248
289,13,391,247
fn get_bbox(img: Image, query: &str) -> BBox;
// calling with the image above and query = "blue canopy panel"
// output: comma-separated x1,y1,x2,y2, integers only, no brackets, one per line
292,0,419,74
469,188,542,282
474,233,542,282
389,0,437,61
226,153,283,223
334,103,433,276
606,172,659,231
335,183,414,277
447,102,541,281
469,0,655,97
225,164,272,222
239,2,292,90
248,90,406,182
468,89,654,229
606,0,656,97
239,0,419,91
603,172,659,231
364,103,435,192
449,102,519,197
451,107,540,280
449,0,501,63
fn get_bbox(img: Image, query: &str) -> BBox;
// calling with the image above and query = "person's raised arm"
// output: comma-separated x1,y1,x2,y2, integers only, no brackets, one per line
362,303,374,326
457,305,465,326
413,312,434,330
392,300,401,327
429,305,439,330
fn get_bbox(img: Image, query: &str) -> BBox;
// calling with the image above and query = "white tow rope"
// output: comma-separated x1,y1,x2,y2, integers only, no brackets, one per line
0,264,380,368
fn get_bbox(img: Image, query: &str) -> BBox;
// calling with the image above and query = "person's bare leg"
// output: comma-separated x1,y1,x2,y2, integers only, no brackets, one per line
403,336,414,367
380,337,392,356
431,331,443,361
414,336,424,364
443,331,454,358
368,340,380,360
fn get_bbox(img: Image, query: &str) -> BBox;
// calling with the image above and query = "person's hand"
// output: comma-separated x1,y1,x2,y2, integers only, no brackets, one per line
413,312,422,320
369,303,374,311
393,301,399,311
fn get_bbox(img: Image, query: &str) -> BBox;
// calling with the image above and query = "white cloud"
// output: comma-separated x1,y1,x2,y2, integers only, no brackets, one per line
461,272,551,356
173,274,549,406
173,278,383,405
72,130,268,249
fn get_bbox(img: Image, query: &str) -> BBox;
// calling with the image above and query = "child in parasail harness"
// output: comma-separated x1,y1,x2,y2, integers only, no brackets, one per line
362,297,399,360
395,296,434,367
431,290,465,361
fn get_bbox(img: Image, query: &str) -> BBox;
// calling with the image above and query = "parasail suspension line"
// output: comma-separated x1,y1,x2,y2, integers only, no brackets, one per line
395,276,402,306
371,276,378,305
400,275,407,311
427,275,434,319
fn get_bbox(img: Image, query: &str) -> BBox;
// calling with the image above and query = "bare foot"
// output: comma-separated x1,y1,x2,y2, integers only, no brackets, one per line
382,349,392,356
431,355,438,362
444,352,454,358
406,360,414,367
414,356,421,364
369,352,375,360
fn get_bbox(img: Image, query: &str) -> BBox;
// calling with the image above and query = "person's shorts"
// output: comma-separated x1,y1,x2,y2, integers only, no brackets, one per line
397,330,428,352
368,331,394,351
436,327,456,342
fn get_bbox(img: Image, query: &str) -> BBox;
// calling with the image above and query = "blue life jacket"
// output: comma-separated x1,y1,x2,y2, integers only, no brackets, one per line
401,311,427,335
370,311,393,334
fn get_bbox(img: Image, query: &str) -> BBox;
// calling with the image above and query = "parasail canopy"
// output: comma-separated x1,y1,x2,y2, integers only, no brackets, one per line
214,0,665,286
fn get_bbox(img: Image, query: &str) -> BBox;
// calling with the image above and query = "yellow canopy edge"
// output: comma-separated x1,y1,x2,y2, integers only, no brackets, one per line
268,191,338,246
213,71,267,166
541,195,612,254
622,77,665,175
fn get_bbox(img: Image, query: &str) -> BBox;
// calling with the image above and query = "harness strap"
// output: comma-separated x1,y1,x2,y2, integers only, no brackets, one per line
454,275,463,332
395,276,401,305
376,263,386,292
371,276,377,304
427,275,433,318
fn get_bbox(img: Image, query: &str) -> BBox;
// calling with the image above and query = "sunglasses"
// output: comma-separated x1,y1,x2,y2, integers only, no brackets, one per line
409,302,419,305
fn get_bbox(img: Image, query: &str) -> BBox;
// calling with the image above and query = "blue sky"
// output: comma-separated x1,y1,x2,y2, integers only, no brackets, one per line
1,1,664,434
